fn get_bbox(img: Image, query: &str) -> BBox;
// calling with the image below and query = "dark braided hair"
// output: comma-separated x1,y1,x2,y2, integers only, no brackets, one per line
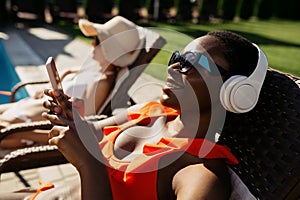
207,31,258,77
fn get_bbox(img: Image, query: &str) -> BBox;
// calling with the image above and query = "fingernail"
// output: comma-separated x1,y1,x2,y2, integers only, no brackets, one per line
54,106,61,113
54,90,61,97
44,88,51,95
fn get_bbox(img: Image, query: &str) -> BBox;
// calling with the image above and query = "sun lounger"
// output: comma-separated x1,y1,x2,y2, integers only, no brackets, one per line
0,27,166,183
219,69,300,199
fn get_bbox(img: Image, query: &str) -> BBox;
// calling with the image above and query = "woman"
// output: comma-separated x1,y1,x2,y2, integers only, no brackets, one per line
41,30,266,199
0,16,145,149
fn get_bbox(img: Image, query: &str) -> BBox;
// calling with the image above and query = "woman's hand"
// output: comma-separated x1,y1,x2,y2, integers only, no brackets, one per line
42,89,75,126
48,125,89,169
43,89,103,170
48,120,103,171
48,123,112,200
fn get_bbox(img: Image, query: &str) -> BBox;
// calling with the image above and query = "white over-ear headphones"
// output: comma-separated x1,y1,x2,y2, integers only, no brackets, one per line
219,43,268,113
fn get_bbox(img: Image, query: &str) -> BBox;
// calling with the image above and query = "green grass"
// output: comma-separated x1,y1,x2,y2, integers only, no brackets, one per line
54,19,300,80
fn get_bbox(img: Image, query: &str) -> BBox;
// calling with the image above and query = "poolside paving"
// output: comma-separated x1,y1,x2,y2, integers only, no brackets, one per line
0,22,164,194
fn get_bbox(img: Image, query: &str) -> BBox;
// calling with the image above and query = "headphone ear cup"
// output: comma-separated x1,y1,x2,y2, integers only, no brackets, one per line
220,44,268,113
220,75,247,113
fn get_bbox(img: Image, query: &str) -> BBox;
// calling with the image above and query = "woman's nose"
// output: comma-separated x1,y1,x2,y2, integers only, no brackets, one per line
168,62,180,71
167,63,182,78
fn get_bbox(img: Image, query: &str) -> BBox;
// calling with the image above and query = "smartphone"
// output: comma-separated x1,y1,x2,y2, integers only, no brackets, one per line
45,57,83,117
46,57,64,92
45,56,71,117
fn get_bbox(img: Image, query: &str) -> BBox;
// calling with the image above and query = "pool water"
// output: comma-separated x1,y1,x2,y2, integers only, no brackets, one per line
0,39,28,104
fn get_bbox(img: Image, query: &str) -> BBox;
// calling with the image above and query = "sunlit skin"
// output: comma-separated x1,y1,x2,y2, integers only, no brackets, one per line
0,38,116,149
92,38,112,69
161,35,230,138
39,34,234,200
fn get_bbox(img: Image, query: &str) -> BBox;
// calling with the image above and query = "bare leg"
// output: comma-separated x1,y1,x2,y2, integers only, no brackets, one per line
0,102,15,114
0,129,49,149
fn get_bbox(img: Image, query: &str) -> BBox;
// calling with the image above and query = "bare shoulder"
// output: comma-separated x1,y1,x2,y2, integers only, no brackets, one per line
157,152,231,199
172,158,231,200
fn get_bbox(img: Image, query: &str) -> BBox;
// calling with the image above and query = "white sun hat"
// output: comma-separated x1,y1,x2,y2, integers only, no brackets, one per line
79,16,145,67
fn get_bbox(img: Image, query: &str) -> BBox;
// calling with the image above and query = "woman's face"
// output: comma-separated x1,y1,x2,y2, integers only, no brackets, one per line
92,37,111,67
160,35,230,113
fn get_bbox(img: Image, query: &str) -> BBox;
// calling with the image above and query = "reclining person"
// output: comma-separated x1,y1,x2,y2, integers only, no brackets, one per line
0,16,146,149
38,30,266,199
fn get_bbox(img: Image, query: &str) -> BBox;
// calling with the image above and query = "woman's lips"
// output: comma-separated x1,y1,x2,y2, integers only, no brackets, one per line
162,87,172,95
161,87,174,101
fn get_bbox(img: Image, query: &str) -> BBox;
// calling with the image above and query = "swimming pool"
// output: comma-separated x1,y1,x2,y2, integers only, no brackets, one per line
0,39,28,104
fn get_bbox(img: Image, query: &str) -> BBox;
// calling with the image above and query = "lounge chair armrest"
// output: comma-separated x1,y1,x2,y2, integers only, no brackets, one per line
0,145,66,173
10,81,50,102
60,69,79,80
0,114,108,142
0,121,53,142
10,69,79,103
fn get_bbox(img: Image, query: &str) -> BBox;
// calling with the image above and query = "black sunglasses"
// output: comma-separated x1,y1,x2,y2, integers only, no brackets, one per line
168,51,231,76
